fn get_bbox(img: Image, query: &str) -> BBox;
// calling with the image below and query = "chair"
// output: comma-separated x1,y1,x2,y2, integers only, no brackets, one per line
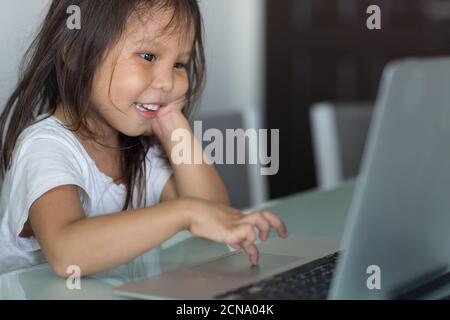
310,102,373,190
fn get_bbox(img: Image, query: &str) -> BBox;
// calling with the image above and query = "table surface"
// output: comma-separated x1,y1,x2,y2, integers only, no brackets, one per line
0,181,355,300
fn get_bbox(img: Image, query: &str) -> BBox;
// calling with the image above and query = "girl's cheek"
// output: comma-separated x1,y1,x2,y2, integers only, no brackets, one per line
128,68,151,89
115,69,150,100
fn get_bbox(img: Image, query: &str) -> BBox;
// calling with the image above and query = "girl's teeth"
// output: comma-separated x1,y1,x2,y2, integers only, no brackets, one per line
135,103,159,112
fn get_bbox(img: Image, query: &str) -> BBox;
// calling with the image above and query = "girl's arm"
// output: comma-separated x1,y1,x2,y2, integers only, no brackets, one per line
30,184,287,277
30,184,191,277
152,101,230,205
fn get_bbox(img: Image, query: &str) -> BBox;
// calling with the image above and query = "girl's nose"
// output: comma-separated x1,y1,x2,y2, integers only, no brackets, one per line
150,66,174,93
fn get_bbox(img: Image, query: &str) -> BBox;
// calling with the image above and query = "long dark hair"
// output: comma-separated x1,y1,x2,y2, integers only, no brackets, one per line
0,0,206,210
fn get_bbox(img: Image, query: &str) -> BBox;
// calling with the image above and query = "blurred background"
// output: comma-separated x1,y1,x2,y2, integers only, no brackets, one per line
1,0,450,209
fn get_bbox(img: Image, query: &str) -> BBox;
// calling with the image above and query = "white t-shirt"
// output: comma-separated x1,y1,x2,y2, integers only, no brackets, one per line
0,115,173,283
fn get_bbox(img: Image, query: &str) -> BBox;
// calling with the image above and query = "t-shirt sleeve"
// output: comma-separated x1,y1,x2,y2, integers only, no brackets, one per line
7,135,88,252
146,146,173,205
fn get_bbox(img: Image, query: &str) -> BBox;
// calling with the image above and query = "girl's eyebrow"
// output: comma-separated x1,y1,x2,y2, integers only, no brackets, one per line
180,51,192,59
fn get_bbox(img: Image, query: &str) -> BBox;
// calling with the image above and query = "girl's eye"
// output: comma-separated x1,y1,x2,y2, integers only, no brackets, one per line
140,53,186,69
174,62,186,69
140,53,156,63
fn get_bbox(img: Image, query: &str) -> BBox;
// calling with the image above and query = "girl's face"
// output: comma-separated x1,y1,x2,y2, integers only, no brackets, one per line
89,9,194,140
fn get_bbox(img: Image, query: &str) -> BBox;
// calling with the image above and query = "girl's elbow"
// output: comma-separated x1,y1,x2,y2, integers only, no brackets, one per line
44,244,84,278
49,257,73,278
51,258,88,279
52,262,71,278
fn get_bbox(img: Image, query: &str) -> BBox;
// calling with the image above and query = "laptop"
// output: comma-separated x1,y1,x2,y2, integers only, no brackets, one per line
114,56,450,300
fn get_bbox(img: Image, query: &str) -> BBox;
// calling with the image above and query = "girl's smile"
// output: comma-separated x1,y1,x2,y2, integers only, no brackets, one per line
133,102,167,119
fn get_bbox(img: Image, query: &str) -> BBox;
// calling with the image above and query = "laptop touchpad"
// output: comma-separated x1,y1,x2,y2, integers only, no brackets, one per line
188,252,304,277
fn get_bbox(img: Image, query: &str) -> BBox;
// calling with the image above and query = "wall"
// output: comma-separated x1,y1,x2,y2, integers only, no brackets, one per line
198,0,265,119
0,0,50,108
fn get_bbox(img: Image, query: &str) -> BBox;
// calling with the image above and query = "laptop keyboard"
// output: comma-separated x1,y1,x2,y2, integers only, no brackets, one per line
214,252,339,300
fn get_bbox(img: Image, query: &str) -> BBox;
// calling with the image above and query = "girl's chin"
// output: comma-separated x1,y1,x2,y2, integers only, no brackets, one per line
139,126,154,136
118,126,153,138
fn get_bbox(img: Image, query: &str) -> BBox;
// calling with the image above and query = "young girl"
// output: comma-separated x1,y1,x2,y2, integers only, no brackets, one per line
0,0,287,280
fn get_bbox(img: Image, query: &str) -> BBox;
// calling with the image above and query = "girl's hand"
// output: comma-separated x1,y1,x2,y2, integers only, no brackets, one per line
157,96,187,118
183,198,288,266
151,96,189,144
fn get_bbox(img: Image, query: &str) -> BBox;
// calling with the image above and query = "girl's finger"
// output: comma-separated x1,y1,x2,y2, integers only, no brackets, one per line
241,242,260,266
228,224,256,247
242,213,271,241
259,210,288,238
242,224,257,245
229,225,259,265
